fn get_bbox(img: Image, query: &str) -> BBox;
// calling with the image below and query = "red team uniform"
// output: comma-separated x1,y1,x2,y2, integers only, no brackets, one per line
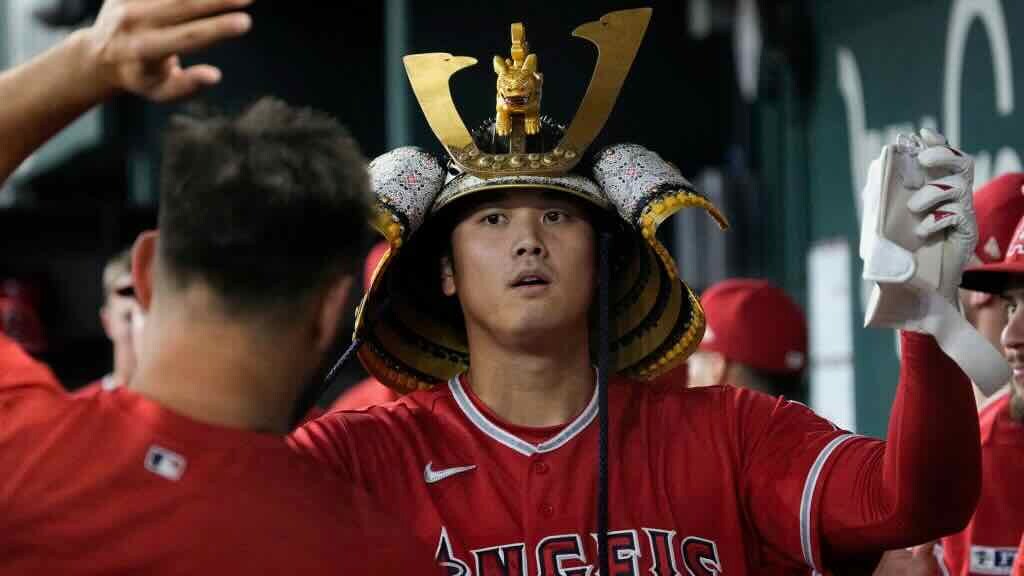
293,333,979,574
293,9,983,575
939,391,1024,575
0,333,420,574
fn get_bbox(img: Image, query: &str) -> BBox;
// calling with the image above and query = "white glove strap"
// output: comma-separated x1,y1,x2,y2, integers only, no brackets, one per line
910,291,1010,397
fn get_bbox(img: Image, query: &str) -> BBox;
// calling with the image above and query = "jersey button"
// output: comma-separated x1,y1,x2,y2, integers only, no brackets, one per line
540,503,554,518
532,460,549,475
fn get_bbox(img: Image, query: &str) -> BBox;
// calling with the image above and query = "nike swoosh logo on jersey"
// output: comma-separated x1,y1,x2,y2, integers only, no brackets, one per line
424,461,476,484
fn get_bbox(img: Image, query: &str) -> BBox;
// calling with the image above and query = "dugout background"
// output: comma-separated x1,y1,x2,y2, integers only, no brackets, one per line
0,0,1019,436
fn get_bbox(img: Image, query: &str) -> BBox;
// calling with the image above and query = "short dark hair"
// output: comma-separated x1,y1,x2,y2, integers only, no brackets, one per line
158,97,372,320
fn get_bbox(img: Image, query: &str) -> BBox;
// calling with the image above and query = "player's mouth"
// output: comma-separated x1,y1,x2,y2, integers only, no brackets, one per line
1013,365,1024,386
510,271,551,289
1008,354,1024,387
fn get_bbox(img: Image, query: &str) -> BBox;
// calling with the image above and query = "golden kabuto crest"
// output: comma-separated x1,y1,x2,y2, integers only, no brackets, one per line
494,23,542,137
403,8,651,178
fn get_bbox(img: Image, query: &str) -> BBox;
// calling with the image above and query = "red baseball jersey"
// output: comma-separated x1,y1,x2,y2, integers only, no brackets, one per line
330,376,399,411
940,391,1024,575
1013,533,1024,576
0,333,427,574
294,372,864,574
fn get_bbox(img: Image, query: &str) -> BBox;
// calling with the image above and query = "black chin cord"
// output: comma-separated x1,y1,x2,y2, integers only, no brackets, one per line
291,336,363,426
597,231,611,576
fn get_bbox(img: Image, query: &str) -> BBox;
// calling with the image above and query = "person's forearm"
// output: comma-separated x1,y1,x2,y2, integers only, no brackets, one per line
820,332,981,557
0,29,111,183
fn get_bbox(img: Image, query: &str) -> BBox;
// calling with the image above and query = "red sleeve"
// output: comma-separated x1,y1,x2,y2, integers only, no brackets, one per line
816,332,981,566
0,333,62,395
738,387,854,572
288,411,364,483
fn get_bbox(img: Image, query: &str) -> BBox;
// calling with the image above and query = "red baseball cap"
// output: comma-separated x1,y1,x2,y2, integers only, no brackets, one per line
972,173,1024,264
698,278,807,375
961,213,1024,294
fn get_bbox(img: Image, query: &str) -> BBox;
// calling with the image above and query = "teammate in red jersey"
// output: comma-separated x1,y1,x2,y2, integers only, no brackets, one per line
925,211,1024,575
874,174,1024,576
76,247,141,396
293,10,986,574
961,174,1024,406
0,1,426,573
688,278,807,401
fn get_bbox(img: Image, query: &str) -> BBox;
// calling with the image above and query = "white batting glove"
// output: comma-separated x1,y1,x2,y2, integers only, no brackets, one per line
859,129,1009,394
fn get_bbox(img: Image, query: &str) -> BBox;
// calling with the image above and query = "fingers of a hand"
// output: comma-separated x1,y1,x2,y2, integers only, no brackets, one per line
918,128,947,147
129,12,250,61
907,175,965,213
915,204,964,238
918,145,970,172
141,0,253,27
147,65,221,102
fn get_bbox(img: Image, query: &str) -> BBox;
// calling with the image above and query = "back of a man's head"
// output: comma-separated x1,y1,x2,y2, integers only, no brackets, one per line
157,98,371,321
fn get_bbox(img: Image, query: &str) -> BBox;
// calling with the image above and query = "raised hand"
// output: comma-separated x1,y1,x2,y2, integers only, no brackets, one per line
81,0,253,102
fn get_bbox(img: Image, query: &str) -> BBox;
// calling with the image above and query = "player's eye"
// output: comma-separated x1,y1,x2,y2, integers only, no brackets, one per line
480,213,507,225
543,210,569,223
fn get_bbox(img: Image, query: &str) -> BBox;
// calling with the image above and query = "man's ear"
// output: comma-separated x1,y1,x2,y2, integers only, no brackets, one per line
131,231,159,313
968,289,995,308
315,275,354,354
441,255,457,297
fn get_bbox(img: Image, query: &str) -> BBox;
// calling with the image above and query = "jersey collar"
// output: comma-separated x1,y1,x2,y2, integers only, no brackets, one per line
448,372,600,457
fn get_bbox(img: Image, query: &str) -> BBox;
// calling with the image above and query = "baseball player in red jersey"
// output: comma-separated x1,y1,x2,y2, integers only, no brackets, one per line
689,278,807,400
872,174,1024,576
961,174,1024,406
293,10,986,574
923,212,1024,576
0,1,429,573
76,247,141,396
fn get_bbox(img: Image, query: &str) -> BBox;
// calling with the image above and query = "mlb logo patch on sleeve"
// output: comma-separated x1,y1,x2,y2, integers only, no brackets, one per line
970,546,1017,575
144,445,187,481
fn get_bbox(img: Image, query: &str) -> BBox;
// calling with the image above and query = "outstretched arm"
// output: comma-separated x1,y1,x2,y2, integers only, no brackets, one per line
0,0,252,182
819,129,989,564
819,333,979,561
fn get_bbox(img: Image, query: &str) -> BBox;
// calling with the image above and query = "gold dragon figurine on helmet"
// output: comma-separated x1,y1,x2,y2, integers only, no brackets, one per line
493,23,542,136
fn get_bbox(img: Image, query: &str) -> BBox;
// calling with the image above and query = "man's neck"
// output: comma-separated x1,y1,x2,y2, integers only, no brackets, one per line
132,303,307,435
466,331,595,428
111,346,134,388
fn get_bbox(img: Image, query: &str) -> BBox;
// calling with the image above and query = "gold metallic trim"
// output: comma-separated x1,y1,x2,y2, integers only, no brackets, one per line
633,287,705,380
371,312,465,382
403,53,478,152
433,182,611,213
612,271,682,370
611,242,661,337
560,8,652,164
389,296,469,355
403,8,652,179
